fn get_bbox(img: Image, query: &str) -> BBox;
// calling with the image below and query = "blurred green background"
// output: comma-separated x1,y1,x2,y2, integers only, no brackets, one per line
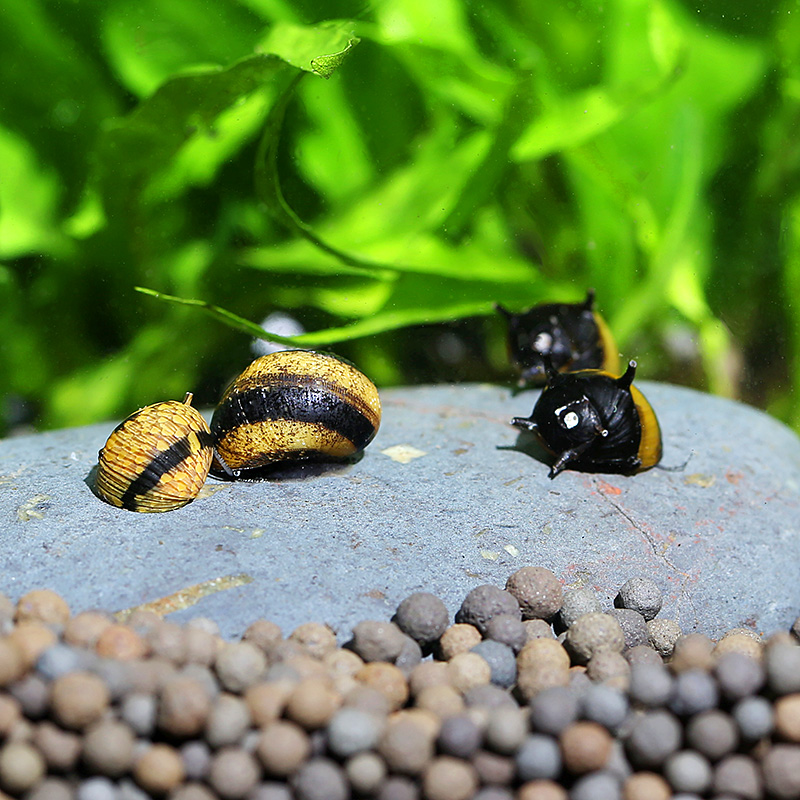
2,0,799,435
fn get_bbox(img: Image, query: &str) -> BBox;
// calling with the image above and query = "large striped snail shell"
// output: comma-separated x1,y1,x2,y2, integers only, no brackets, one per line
210,350,381,479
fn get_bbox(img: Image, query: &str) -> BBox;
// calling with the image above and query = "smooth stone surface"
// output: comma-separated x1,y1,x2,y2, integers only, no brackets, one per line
0,383,798,640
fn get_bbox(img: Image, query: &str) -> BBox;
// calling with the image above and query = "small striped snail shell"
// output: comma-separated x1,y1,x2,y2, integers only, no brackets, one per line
210,350,381,479
95,393,213,512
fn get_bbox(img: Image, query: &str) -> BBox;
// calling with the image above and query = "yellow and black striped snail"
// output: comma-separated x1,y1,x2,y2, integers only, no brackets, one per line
94,393,213,512
210,350,382,479
511,359,661,478
496,289,619,385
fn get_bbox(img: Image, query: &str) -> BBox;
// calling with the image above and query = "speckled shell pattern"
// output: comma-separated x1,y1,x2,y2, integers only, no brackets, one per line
95,397,213,512
211,350,382,476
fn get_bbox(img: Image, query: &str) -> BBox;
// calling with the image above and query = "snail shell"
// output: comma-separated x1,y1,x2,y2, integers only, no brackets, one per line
210,350,381,479
496,289,619,385
512,360,661,478
95,393,213,512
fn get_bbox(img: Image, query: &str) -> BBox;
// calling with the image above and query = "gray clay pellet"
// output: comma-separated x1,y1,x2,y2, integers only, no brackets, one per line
663,750,713,794
377,776,420,800
350,621,407,663
624,645,663,667
558,587,602,629
147,622,187,665
565,613,625,665
485,614,528,654
765,642,800,695
76,777,117,800
82,719,136,777
646,618,682,657
345,752,387,795
569,769,622,800
437,714,482,758
168,783,218,800
472,749,514,787
684,709,739,761
712,754,762,800
504,567,563,621
580,684,629,731
90,658,133,701
614,577,663,621
628,663,673,707
180,740,212,780
394,635,423,676
462,683,517,709
327,707,385,757
625,710,682,767
455,585,521,635
378,718,435,774
215,642,266,693
292,757,349,800
158,676,211,738
392,593,449,647
470,640,517,688
344,685,391,716
121,692,157,737
249,783,294,800
186,617,220,636
529,686,580,735
714,651,764,699
484,706,527,755
205,693,251,749
607,608,649,649
761,744,800,799
515,734,562,781
568,669,592,696
24,777,74,800
180,664,221,701
9,674,50,719
33,721,81,771
208,747,261,800
37,643,95,680
605,739,632,782
668,668,719,716
473,788,514,800
732,695,774,740
0,741,46,794
523,619,555,642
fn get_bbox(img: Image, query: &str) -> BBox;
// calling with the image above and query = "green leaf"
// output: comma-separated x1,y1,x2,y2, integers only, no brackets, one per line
258,20,360,78
135,287,299,344
0,127,70,259
96,54,290,216
96,21,361,216
101,0,265,97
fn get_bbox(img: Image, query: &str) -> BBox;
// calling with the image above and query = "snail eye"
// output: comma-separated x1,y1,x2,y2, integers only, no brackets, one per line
560,410,580,429
533,331,553,352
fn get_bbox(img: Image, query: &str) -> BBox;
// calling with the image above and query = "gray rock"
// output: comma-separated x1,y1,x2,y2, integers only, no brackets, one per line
1,383,799,639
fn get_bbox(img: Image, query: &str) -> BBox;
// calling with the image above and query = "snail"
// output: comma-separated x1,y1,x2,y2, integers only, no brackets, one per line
95,393,213,512
496,289,619,385
511,359,662,478
210,350,381,479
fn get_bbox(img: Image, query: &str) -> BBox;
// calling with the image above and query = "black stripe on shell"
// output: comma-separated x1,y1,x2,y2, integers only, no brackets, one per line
120,429,214,511
211,384,377,453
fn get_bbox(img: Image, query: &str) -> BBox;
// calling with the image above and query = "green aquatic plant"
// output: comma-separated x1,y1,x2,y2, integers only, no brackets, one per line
0,1,798,432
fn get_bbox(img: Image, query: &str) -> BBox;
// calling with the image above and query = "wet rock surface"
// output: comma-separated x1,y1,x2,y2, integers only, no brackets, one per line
0,382,798,639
